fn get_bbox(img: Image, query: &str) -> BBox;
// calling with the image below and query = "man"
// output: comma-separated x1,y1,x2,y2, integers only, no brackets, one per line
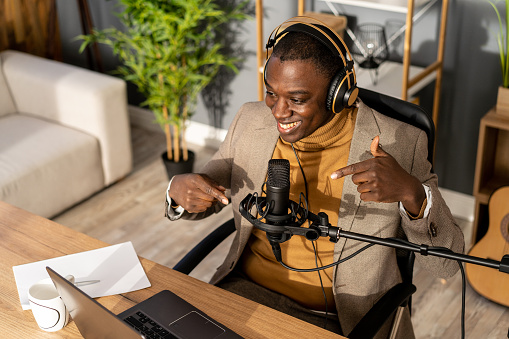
166,17,464,338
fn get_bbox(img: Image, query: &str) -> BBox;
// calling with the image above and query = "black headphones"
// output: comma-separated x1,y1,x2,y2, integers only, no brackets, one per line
264,16,359,114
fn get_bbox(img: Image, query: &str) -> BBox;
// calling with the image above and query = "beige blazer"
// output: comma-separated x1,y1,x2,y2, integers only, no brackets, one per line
184,100,465,338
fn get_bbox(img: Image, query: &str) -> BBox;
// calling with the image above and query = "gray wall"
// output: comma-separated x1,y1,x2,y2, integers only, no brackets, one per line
56,0,503,196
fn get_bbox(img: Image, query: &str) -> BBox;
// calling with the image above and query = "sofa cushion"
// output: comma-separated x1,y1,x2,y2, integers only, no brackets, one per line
1,50,132,186
0,57,16,118
0,114,104,218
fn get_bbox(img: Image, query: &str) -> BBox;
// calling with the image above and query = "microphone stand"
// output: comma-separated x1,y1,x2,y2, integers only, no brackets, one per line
239,193,509,273
240,193,509,339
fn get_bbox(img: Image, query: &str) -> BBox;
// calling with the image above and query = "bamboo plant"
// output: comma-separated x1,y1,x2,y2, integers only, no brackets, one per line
79,0,249,162
489,0,509,88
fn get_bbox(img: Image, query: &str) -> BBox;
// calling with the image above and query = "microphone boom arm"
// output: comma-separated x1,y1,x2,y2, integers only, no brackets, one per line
239,194,509,274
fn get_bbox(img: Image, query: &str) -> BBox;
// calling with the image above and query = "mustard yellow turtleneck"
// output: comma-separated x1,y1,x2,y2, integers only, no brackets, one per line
240,107,357,311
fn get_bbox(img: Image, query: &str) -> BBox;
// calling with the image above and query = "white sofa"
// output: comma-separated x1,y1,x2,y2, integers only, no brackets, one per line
0,50,132,218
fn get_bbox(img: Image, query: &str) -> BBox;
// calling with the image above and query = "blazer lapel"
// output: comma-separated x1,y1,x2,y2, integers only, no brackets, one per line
334,101,381,260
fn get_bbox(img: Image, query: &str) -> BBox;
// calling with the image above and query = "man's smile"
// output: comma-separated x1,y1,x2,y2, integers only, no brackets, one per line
278,121,301,131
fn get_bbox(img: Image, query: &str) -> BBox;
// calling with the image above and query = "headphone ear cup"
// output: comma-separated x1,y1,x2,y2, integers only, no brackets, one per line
326,68,347,113
344,84,359,108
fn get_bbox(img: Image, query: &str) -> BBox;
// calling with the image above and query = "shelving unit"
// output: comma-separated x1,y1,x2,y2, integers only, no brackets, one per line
255,0,449,134
472,108,509,244
320,0,431,13
321,0,449,132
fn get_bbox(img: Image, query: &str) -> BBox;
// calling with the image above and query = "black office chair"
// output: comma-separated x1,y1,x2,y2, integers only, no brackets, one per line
173,87,435,339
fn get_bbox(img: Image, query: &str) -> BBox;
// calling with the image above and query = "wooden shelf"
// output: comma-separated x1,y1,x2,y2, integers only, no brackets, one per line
318,0,448,133
476,176,509,204
354,61,436,99
318,0,433,13
472,108,509,243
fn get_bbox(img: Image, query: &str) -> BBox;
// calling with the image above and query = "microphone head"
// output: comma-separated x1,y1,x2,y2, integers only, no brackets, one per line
266,159,290,217
267,159,290,189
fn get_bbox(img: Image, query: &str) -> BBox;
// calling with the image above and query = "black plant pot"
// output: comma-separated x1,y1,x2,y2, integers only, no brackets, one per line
161,150,195,179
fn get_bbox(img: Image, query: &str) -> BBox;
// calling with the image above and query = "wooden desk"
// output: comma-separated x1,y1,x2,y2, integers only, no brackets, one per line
0,201,343,338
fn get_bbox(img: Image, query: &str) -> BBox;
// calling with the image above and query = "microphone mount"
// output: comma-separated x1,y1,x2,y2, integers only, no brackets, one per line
239,193,340,243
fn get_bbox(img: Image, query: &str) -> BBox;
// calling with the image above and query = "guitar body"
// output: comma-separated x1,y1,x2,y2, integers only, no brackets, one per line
466,186,509,307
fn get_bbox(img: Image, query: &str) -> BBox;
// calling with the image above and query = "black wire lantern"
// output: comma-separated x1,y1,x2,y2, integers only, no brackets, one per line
351,23,389,70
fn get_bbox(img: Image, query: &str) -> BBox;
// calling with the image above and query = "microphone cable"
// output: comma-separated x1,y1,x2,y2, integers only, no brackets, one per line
290,143,308,200
387,239,467,339
311,238,329,330
278,239,468,338
458,260,466,339
277,242,376,272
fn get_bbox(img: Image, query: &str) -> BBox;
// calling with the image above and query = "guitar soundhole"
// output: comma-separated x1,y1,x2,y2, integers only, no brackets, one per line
500,214,509,243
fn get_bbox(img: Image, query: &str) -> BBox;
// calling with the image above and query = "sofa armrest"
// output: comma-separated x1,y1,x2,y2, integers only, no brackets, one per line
0,50,132,185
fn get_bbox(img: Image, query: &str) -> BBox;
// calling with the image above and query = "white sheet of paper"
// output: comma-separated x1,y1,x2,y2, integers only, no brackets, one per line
13,241,151,310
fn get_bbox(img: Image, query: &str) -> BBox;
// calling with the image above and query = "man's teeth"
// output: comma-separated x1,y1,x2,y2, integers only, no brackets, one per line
279,121,298,129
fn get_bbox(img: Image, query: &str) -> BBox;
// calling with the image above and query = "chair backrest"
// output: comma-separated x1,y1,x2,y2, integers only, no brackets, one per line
358,87,435,168
358,87,434,314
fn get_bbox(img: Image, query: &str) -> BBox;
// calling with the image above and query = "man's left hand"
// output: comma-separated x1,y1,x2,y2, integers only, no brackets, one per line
330,136,426,215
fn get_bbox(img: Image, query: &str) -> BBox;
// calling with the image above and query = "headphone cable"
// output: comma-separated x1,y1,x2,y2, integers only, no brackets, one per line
311,239,328,330
291,142,329,329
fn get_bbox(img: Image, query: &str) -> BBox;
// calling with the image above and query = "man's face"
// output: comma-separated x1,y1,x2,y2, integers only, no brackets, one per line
264,56,333,143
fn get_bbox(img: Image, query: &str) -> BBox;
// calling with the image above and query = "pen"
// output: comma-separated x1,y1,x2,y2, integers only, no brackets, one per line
75,280,100,287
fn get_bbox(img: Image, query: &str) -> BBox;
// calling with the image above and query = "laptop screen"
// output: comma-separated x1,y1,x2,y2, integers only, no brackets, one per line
46,266,142,339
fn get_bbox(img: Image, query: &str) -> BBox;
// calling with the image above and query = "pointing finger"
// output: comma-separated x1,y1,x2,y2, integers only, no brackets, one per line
209,187,229,205
331,161,368,179
331,137,389,180
199,181,228,205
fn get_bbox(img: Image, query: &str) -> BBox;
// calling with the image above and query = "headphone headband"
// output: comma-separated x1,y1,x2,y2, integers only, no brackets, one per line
265,16,358,113
266,16,356,81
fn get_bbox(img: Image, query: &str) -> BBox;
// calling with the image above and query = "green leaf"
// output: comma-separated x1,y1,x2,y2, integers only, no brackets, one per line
75,0,250,152
488,0,509,87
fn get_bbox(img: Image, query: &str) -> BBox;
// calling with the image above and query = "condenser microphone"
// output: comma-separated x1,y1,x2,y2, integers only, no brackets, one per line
239,158,308,246
265,159,290,224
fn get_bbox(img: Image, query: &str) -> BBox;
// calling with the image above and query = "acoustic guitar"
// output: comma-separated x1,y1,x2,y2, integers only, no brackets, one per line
465,186,509,307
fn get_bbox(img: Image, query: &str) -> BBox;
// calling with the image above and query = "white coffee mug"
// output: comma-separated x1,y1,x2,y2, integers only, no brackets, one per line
28,275,74,332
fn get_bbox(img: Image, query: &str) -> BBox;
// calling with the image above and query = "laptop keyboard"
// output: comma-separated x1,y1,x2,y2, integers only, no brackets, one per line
124,311,178,339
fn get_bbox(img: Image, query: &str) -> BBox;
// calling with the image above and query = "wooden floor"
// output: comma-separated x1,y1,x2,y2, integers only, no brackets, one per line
53,120,509,338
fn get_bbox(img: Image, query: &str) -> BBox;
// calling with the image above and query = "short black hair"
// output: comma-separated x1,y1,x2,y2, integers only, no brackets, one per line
271,31,343,82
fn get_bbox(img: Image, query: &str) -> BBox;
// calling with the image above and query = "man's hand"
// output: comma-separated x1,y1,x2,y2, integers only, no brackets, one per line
330,136,426,215
169,174,229,214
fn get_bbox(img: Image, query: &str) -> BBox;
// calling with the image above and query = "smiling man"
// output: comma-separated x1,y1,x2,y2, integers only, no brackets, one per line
165,17,464,338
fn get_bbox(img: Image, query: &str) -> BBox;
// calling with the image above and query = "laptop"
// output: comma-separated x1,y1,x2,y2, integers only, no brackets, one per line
46,266,242,339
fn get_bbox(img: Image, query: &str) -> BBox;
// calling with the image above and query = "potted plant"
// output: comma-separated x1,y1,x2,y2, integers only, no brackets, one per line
489,0,509,115
79,0,250,176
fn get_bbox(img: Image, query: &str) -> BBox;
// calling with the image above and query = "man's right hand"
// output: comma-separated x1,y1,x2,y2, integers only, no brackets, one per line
169,174,229,213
